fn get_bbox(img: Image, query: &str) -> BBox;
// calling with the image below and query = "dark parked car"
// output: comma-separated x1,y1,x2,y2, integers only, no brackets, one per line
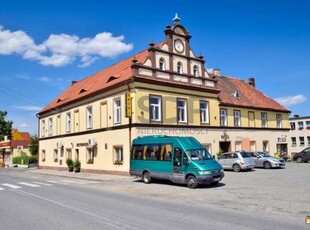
292,147,310,163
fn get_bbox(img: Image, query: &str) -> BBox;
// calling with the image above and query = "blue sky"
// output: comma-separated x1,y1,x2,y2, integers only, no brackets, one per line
0,0,309,135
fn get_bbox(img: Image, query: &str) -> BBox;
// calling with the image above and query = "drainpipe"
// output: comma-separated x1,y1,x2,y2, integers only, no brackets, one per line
36,113,40,169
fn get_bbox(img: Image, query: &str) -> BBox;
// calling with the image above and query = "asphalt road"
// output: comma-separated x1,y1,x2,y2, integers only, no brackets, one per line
0,163,309,230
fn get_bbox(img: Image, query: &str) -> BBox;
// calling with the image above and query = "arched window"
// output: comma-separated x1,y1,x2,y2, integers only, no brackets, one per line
159,58,165,70
177,62,183,74
193,65,199,77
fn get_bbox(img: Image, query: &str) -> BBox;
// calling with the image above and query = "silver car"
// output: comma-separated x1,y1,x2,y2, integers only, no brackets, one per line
249,151,285,169
218,151,255,172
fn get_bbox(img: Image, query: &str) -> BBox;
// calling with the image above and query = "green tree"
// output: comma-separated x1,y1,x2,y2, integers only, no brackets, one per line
0,111,13,141
29,135,38,156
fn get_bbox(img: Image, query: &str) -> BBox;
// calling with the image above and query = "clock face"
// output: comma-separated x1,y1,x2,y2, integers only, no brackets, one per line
174,39,184,53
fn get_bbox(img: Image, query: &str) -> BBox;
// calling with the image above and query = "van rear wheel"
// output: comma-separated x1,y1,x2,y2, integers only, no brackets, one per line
142,172,151,184
187,175,198,189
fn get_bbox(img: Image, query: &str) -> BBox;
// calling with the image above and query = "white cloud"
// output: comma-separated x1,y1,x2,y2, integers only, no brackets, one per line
12,105,42,111
275,94,307,107
20,123,30,128
0,25,133,67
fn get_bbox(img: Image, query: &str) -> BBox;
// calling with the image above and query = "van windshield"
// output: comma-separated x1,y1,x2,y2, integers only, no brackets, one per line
187,149,213,161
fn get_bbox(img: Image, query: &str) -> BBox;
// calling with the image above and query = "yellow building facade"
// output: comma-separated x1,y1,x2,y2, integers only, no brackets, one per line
38,17,290,175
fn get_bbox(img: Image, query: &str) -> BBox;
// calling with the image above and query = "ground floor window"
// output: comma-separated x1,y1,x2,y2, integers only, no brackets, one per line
263,141,269,152
113,146,123,165
41,150,46,162
66,149,72,159
75,149,79,161
54,149,58,162
87,148,95,164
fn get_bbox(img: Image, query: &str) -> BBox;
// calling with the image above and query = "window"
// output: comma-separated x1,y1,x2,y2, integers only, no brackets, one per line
41,150,46,162
307,136,310,146
131,144,172,161
193,65,199,77
177,62,183,74
150,96,162,122
41,120,45,137
261,113,268,128
234,110,241,127
248,111,255,127
159,58,165,70
48,118,53,136
86,106,92,129
114,146,123,164
66,148,72,159
276,114,282,128
299,136,305,146
291,137,296,147
114,98,121,124
220,109,227,126
290,122,296,130
298,121,304,130
54,149,58,162
306,121,310,129
87,148,94,164
66,112,71,133
200,101,209,124
177,99,187,123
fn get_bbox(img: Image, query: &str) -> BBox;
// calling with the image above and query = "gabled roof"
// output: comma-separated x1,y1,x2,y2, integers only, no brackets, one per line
217,76,290,112
38,48,151,114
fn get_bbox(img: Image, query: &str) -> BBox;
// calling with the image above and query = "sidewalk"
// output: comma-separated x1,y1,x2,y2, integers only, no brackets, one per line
27,167,132,182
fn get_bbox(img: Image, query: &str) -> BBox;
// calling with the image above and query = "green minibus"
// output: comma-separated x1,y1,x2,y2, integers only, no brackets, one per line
130,135,224,188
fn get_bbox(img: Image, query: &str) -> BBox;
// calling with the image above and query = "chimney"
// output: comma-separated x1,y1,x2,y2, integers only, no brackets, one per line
213,68,221,76
294,115,299,118
71,80,78,86
248,78,255,88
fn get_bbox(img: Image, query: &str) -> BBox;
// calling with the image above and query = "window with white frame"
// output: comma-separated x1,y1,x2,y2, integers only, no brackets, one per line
290,122,296,130
150,96,161,122
200,101,209,124
113,146,123,164
193,65,199,77
307,136,310,146
220,109,227,126
299,136,305,146
298,121,304,129
306,121,310,129
86,106,92,129
66,112,71,132
177,62,183,74
177,99,187,123
41,120,46,137
234,110,241,127
276,114,282,128
48,118,53,136
114,98,121,124
291,137,296,146
261,113,268,128
159,58,165,71
54,149,58,162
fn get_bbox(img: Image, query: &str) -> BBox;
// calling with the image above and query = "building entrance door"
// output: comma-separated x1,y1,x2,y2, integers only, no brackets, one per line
219,141,231,153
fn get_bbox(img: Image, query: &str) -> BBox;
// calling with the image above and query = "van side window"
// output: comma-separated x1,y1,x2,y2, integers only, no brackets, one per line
132,145,143,159
174,148,182,166
160,144,172,161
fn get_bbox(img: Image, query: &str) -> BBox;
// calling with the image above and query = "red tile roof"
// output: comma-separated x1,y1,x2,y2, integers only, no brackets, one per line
217,76,290,112
39,48,151,114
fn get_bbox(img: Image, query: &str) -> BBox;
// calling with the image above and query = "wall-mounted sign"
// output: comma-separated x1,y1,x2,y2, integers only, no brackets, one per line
125,91,132,118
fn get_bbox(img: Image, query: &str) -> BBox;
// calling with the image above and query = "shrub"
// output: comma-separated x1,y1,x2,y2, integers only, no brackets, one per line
12,155,38,165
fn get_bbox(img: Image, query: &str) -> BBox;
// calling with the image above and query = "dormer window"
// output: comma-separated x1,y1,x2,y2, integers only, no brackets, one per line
177,62,183,74
193,65,199,77
159,58,165,71
232,91,240,99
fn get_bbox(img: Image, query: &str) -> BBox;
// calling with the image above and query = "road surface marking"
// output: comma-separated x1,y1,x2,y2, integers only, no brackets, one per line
2,183,21,189
47,180,68,185
0,187,4,190
18,182,41,187
32,181,53,186
61,180,87,184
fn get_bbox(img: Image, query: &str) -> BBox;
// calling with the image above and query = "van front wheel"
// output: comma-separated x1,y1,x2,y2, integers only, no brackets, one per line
142,172,151,184
187,175,198,189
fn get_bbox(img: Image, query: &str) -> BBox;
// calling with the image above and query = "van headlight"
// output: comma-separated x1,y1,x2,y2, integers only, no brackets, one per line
198,170,212,175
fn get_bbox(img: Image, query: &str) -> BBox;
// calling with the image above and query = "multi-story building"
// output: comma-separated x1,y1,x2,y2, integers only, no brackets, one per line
37,16,290,174
289,115,310,154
